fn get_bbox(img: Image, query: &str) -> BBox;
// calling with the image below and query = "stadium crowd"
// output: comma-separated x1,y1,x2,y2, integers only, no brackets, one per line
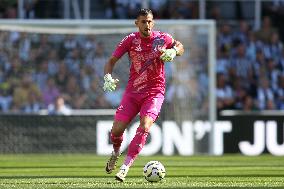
0,1,284,114
216,16,284,112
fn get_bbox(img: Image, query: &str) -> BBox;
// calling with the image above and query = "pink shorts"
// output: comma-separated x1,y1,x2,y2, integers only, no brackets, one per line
114,92,165,123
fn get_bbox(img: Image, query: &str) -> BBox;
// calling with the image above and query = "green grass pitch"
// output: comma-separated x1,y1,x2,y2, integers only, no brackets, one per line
0,154,283,188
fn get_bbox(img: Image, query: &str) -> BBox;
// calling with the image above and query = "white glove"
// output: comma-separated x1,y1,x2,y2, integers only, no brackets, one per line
160,48,177,62
103,73,119,92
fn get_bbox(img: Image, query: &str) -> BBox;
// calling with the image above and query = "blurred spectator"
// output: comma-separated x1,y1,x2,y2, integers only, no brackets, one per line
242,95,257,111
0,82,12,112
23,0,38,19
246,30,259,61
217,24,233,51
266,58,280,91
92,42,108,79
12,73,41,111
64,48,82,76
48,95,71,115
63,35,77,52
62,75,85,109
81,35,96,51
47,49,60,76
22,90,43,113
263,0,284,41
274,74,284,109
34,60,49,91
252,49,266,81
165,58,195,121
19,33,32,62
54,61,69,92
279,48,284,72
229,43,253,85
232,20,250,45
166,59,192,105
216,47,230,75
5,56,24,84
265,32,283,61
256,77,275,110
42,77,60,108
216,73,235,112
104,82,124,107
255,16,278,43
232,77,248,110
83,78,109,109
80,65,94,91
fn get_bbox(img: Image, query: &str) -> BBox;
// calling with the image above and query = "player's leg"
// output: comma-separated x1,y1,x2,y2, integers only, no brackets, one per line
106,92,139,174
115,116,153,182
105,120,128,174
115,93,164,182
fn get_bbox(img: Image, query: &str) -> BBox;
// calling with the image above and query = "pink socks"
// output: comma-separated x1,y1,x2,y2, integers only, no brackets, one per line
124,127,149,167
110,133,123,154
110,127,149,167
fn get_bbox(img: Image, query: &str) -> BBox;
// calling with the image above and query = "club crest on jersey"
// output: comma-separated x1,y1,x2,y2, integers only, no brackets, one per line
152,37,165,51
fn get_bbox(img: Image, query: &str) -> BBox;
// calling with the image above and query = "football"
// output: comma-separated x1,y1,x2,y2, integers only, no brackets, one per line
143,161,166,182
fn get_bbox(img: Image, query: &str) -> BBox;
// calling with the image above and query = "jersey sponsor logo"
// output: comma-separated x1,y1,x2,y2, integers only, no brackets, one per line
138,52,160,74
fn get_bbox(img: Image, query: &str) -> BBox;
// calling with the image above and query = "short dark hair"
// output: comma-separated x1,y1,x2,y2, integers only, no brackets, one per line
137,8,153,18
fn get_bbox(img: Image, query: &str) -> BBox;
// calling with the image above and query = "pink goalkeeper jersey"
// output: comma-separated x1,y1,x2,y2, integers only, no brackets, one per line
112,31,174,94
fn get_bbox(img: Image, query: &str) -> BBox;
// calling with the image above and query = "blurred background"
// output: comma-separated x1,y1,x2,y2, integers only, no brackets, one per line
0,0,283,155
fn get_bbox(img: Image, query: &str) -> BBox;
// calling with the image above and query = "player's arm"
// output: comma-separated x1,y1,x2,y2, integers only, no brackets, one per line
103,33,132,91
160,39,184,62
173,40,184,56
104,56,119,75
103,56,120,92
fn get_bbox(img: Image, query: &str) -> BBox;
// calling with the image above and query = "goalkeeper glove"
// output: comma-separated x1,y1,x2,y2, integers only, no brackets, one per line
103,73,119,92
160,47,177,62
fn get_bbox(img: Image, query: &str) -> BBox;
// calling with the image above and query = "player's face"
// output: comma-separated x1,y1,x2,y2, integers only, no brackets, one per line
135,14,154,38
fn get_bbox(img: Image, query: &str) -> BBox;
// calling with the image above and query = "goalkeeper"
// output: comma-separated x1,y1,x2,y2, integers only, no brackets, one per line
104,8,184,182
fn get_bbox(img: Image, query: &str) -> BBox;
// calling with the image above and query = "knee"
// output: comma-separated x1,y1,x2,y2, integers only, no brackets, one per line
139,117,153,132
111,125,122,136
111,121,127,136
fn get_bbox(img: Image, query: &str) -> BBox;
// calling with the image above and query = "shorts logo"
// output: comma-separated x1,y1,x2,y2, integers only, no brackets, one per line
149,98,158,113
